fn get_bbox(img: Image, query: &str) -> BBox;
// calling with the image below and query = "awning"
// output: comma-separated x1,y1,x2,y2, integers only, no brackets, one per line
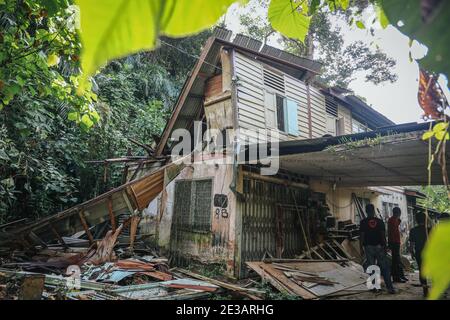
276,122,449,187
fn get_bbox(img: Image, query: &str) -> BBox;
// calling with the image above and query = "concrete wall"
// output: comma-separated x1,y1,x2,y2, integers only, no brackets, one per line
310,180,408,229
151,156,237,274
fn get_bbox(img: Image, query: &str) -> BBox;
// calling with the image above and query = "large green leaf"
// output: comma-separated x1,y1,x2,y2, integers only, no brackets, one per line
423,221,450,299
379,0,449,77
76,0,242,92
268,0,311,43
160,0,240,37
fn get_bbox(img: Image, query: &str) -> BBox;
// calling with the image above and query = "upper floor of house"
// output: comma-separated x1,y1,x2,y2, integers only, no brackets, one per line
156,28,395,155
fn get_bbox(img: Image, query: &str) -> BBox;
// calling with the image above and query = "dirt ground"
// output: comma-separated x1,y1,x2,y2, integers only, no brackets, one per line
332,271,450,300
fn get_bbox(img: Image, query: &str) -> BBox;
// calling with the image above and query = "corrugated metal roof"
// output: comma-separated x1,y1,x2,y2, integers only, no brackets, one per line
233,34,262,51
260,44,322,74
212,27,233,41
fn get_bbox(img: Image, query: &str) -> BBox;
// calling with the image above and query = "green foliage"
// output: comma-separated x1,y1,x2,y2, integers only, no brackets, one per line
0,0,210,223
422,122,449,141
238,0,397,87
355,20,365,29
0,0,98,128
380,0,450,78
423,221,450,299
268,0,311,43
418,186,450,214
75,0,244,91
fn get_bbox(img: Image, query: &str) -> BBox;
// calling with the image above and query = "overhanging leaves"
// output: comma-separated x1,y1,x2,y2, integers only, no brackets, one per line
76,0,243,92
380,0,450,77
423,221,450,299
268,0,311,43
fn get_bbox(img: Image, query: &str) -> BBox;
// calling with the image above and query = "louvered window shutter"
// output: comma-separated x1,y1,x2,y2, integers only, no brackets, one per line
264,90,277,128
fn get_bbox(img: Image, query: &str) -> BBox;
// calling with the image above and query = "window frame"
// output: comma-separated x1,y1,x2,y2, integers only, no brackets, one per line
173,178,213,233
276,94,287,132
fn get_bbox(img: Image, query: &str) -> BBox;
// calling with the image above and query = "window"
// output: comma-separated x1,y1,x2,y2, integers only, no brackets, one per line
352,119,368,133
325,97,339,136
263,68,285,94
325,97,338,117
173,179,212,232
355,197,370,224
264,91,299,135
326,115,337,136
276,95,286,132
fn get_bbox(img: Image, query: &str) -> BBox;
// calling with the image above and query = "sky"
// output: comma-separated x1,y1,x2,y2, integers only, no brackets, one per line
223,2,449,125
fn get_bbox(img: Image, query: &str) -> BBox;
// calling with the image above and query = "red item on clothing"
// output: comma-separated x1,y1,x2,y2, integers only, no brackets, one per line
388,216,401,244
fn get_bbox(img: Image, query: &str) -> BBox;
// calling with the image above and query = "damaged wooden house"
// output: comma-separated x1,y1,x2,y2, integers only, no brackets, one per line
2,28,448,284
143,28,448,278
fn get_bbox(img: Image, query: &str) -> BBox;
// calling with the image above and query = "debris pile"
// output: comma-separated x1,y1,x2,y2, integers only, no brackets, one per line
247,258,367,300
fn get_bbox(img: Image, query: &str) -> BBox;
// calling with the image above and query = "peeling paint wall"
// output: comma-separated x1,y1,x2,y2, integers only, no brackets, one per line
310,180,408,227
154,158,237,274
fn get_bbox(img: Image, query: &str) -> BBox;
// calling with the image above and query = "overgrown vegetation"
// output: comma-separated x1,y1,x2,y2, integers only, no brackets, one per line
236,0,397,88
0,0,210,223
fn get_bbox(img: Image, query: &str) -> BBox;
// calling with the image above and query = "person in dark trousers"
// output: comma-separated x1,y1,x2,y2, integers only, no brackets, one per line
388,207,408,283
360,204,396,294
409,211,430,297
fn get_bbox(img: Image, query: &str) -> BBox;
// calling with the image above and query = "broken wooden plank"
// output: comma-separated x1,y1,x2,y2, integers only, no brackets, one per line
324,241,344,259
263,258,348,263
284,272,338,286
128,215,140,250
272,263,318,276
332,239,353,260
28,232,48,249
258,263,317,299
175,268,264,300
318,243,334,260
48,223,68,248
78,210,94,245
246,262,289,295
310,247,325,260
107,196,116,233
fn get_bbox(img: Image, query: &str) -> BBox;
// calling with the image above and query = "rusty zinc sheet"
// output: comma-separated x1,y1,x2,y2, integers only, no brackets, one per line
128,169,165,211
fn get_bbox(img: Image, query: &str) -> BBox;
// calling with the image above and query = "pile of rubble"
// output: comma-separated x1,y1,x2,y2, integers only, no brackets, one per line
0,214,267,300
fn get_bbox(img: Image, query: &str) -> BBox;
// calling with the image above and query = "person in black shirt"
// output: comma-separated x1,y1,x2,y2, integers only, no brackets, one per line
409,211,430,297
360,204,395,294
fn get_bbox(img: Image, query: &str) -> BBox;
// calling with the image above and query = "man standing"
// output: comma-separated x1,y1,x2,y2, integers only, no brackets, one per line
409,211,430,297
388,207,408,283
360,204,396,294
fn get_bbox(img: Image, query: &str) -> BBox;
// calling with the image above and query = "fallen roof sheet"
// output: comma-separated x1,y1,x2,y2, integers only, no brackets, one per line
0,159,185,249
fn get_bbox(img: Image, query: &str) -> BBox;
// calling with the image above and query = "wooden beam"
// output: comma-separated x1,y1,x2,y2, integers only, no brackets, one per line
306,84,313,139
107,196,116,233
49,223,67,248
28,232,48,249
318,244,334,260
128,215,140,251
122,191,135,214
78,210,94,245
156,37,215,156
